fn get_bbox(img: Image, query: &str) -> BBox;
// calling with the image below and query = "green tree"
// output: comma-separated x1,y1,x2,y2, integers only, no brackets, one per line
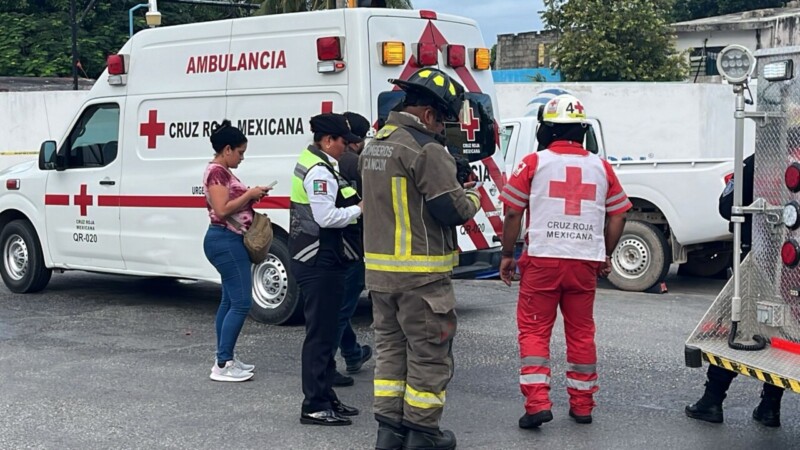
672,0,785,22
255,0,412,15
0,1,248,79
542,0,687,81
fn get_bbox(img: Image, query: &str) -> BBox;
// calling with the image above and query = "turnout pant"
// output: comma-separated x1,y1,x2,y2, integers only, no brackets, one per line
293,261,345,413
372,278,457,431
517,254,601,416
706,364,785,400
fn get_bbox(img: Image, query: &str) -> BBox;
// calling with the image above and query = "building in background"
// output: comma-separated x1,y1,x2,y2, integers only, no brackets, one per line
493,30,561,83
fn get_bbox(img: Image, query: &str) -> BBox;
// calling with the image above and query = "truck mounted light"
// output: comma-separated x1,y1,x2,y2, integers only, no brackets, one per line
717,45,755,85
763,60,794,81
415,43,438,66
786,163,800,192
473,48,491,70
784,201,800,230
446,45,466,68
381,42,405,66
781,239,800,267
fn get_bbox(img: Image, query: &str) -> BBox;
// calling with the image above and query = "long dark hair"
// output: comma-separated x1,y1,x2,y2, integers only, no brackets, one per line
210,120,247,153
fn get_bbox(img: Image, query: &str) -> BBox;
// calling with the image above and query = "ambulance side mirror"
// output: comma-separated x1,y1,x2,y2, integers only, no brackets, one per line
38,141,58,171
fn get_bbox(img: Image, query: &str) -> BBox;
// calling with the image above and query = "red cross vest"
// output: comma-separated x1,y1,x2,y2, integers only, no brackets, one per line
527,149,608,262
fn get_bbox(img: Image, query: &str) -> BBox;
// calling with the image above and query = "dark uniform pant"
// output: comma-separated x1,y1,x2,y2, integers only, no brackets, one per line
293,261,345,413
372,278,457,431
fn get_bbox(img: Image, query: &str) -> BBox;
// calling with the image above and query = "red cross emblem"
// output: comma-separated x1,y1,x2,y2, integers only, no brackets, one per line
139,110,165,150
549,167,596,216
573,101,585,114
460,106,480,141
73,184,93,216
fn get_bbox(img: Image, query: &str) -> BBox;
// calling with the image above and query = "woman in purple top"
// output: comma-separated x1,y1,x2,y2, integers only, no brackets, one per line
203,120,272,382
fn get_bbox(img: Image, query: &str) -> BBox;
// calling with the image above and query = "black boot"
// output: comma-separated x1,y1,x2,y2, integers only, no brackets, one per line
375,422,407,450
752,387,782,428
519,410,553,429
685,385,725,423
404,429,456,450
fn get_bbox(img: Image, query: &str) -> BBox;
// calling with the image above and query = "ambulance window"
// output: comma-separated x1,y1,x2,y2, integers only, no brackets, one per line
62,103,120,169
500,124,515,158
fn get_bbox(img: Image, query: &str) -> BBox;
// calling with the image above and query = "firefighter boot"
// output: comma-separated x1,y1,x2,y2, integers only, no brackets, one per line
685,386,725,423
752,388,782,428
403,429,457,450
375,421,407,450
518,410,553,429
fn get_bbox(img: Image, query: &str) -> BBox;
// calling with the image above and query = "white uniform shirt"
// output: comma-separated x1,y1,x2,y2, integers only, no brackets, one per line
304,152,361,229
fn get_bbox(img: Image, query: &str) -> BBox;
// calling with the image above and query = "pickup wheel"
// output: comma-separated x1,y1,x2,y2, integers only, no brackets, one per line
248,235,303,325
0,219,52,293
608,220,670,292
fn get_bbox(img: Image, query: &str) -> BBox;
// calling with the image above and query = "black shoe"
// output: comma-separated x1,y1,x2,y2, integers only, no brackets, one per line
569,409,593,424
404,429,456,450
333,370,355,387
752,393,781,428
685,393,724,424
518,410,553,429
332,400,360,417
375,423,407,450
346,345,373,374
300,409,352,426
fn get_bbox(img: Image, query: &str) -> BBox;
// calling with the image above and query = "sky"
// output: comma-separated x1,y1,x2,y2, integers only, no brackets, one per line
411,0,545,46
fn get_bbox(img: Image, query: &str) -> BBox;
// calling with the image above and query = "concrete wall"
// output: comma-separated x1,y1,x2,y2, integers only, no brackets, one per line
495,30,558,70
0,91,88,170
495,82,756,161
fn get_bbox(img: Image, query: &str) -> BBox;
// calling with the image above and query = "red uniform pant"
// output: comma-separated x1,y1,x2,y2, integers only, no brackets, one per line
517,254,600,416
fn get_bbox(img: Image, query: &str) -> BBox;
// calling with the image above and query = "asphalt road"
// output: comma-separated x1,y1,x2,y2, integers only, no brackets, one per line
1,270,797,449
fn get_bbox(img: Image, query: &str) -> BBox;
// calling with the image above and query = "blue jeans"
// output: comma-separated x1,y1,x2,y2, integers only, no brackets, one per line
336,260,365,365
204,225,252,363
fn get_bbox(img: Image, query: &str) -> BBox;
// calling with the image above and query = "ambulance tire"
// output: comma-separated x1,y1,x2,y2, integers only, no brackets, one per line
608,220,670,292
249,236,303,325
0,219,52,293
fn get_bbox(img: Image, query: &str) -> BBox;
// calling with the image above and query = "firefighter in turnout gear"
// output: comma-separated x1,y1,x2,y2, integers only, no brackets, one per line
499,94,631,429
359,68,481,450
291,113,363,427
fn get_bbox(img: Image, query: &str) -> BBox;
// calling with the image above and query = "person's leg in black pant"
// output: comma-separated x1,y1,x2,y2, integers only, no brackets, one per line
753,382,784,427
686,364,737,423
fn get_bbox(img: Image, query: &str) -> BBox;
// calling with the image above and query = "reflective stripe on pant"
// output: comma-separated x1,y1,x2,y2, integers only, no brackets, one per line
517,254,600,416
372,278,456,430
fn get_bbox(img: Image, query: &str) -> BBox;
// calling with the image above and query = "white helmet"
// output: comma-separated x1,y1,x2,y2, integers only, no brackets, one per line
541,94,587,124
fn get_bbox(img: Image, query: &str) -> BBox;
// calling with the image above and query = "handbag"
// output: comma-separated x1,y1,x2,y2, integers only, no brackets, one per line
227,212,273,265
206,195,273,264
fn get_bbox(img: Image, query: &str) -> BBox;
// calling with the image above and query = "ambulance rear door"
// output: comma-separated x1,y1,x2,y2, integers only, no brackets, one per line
367,11,504,258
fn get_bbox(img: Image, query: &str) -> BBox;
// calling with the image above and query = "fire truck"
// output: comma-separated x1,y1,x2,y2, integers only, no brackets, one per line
686,45,800,394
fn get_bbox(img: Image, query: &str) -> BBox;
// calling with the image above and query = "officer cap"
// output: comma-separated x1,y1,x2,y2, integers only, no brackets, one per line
344,112,371,139
310,113,363,144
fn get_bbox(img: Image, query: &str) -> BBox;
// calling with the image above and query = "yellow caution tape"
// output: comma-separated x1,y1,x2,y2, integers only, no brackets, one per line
704,352,800,394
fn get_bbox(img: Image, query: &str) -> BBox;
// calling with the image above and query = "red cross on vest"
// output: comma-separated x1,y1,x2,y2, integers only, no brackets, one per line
549,167,596,216
139,110,166,149
460,106,480,141
73,184,93,216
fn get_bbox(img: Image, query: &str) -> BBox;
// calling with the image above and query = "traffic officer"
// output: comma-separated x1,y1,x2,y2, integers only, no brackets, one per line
685,153,784,427
331,112,373,388
499,94,631,428
291,113,363,426
359,68,481,450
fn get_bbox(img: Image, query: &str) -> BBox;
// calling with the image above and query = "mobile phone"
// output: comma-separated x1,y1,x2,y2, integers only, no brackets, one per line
267,180,278,188
473,181,483,189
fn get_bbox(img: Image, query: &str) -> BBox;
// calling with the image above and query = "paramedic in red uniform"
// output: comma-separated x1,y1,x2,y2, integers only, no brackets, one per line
499,94,631,428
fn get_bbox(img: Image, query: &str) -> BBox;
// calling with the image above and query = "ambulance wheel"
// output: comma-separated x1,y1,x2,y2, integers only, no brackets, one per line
0,219,52,293
249,235,303,325
608,220,670,292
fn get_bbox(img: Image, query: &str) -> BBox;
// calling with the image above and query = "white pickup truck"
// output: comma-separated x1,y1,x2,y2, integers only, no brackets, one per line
501,115,735,292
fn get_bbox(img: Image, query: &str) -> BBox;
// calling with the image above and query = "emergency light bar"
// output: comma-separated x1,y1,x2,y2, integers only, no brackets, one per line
106,54,128,86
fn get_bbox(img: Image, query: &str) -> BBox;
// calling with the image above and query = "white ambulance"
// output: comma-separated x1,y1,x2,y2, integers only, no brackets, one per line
0,8,504,324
